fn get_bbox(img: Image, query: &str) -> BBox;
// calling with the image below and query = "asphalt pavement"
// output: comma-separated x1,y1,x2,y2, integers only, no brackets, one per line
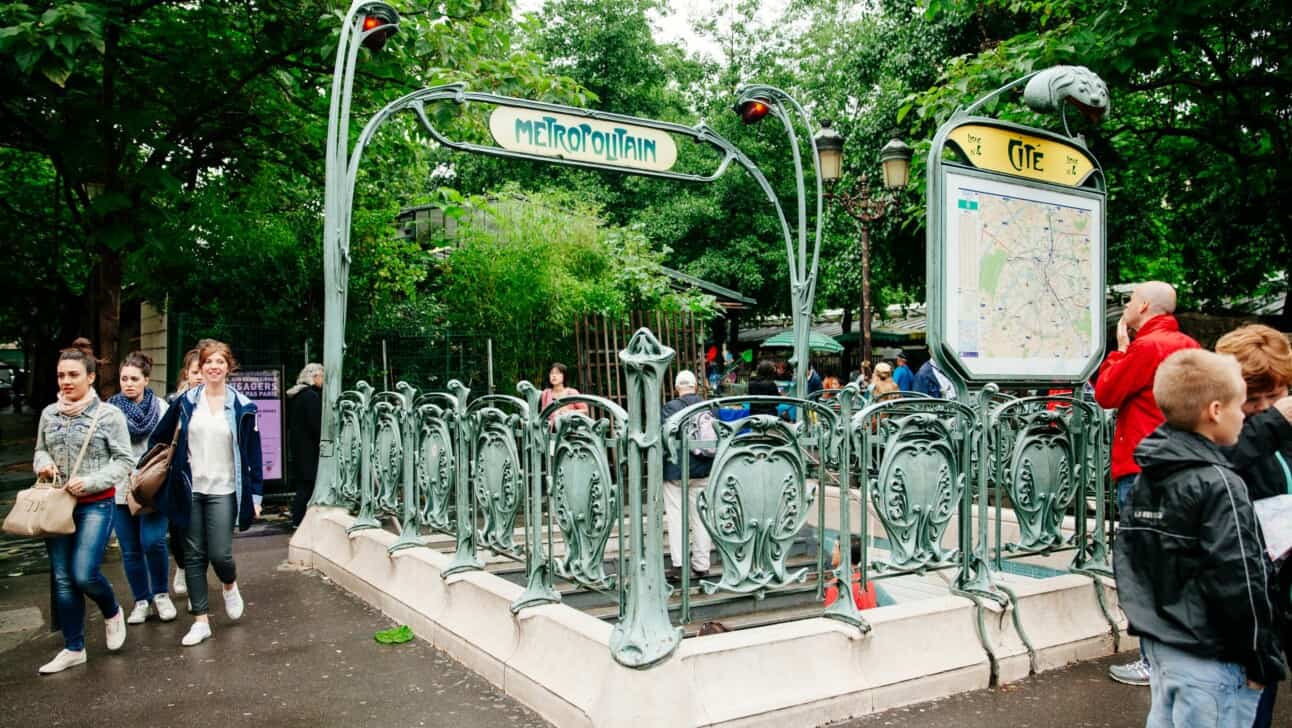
5,407,1292,728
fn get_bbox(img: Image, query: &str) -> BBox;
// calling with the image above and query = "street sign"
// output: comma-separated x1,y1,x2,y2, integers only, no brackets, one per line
927,83,1107,387
489,106,679,173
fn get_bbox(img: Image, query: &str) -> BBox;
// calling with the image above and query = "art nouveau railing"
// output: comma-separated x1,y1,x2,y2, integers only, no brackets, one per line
325,329,1116,670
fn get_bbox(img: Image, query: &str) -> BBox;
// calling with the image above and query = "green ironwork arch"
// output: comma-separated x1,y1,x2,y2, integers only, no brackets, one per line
315,82,808,506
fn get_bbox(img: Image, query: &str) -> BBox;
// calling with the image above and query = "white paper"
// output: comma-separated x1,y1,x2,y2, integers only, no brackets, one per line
1254,494,1292,562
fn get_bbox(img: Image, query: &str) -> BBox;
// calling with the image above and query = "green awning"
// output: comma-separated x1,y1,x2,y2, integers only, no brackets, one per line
761,331,844,353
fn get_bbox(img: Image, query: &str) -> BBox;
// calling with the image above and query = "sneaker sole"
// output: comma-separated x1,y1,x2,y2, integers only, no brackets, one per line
1108,673,1150,686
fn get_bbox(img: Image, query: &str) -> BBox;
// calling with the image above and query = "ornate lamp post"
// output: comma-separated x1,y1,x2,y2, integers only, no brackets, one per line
732,87,827,397
315,1,400,506
814,121,912,377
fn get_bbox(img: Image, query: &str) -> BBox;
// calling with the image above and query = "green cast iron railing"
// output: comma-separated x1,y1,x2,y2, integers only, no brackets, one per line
324,327,1117,671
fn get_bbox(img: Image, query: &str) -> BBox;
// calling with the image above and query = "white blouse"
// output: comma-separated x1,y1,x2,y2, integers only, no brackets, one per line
188,392,235,496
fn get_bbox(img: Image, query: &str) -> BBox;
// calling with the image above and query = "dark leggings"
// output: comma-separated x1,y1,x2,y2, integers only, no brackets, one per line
185,493,237,615
170,523,186,571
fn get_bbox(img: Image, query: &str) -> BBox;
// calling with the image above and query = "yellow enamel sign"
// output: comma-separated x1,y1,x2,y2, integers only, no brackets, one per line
947,124,1095,187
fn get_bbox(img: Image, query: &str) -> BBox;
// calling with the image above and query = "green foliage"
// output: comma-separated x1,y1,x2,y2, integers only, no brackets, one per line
911,0,1292,314
431,188,715,383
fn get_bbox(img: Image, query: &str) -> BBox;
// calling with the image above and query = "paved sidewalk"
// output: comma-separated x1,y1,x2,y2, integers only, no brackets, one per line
0,532,550,728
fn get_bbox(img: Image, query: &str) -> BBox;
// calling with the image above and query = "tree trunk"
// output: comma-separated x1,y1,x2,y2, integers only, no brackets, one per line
93,249,122,398
840,306,853,380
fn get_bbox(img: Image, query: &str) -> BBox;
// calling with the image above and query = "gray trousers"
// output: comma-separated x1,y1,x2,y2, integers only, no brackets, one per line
185,492,237,615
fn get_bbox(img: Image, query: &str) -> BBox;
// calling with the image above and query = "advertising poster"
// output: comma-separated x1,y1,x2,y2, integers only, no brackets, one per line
229,369,283,481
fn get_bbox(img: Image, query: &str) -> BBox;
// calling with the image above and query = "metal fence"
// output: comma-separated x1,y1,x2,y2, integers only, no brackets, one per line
319,327,1117,672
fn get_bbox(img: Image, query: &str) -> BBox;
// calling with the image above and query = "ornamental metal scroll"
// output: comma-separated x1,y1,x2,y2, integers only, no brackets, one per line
990,396,1083,554
371,390,407,519
663,398,837,597
853,398,977,572
546,395,628,590
335,385,370,509
413,393,458,533
466,395,527,554
342,382,380,533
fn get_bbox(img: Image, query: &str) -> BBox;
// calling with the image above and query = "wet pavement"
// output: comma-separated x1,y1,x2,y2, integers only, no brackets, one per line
0,532,551,728
6,406,1292,727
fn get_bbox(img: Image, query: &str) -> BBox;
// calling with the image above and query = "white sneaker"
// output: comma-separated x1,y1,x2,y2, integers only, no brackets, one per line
127,600,151,625
223,584,244,621
181,621,212,647
38,649,86,675
154,594,177,622
105,608,126,651
172,569,187,596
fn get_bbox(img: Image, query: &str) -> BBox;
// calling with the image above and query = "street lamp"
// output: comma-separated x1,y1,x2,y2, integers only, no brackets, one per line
316,0,400,506
815,120,912,379
730,85,826,398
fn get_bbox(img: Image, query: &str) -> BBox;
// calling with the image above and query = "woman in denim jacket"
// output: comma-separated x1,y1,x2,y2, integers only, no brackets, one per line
32,339,136,674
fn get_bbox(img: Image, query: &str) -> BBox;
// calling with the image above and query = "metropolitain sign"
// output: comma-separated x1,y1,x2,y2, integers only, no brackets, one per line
488,107,679,173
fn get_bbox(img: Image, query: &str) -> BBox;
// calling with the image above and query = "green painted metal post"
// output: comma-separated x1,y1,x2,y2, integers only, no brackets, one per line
610,329,682,668
443,379,482,577
316,1,400,508
823,384,870,632
733,85,827,399
389,381,423,553
512,381,561,611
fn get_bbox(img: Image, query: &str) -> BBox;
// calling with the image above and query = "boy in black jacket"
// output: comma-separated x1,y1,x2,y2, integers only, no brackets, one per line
1115,349,1286,727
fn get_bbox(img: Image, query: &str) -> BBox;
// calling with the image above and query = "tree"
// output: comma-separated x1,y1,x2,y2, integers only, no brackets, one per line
0,0,581,403
911,0,1292,318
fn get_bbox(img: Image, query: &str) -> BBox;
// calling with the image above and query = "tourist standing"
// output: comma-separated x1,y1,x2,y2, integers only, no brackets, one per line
540,363,587,428
892,352,914,392
149,340,263,646
108,351,177,625
1214,324,1292,727
869,362,899,399
661,370,714,582
33,339,134,674
1114,350,1283,726
1097,281,1199,686
747,360,780,418
287,362,323,528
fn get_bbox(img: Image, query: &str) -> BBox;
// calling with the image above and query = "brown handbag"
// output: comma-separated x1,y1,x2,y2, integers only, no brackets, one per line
131,420,179,510
3,409,103,538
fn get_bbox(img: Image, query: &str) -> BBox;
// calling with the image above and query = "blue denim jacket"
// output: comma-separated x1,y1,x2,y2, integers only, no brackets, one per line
34,398,135,497
148,385,264,530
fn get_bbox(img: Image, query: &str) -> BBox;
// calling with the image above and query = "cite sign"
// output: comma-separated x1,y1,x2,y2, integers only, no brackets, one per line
947,124,1095,187
488,107,679,173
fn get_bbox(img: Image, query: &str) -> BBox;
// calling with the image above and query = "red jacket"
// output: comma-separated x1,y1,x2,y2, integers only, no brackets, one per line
1095,314,1199,480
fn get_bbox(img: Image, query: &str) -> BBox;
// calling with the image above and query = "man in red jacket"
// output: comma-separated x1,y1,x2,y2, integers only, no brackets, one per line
1096,280,1199,686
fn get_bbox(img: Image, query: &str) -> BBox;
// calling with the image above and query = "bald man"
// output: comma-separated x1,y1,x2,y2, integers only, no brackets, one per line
1097,281,1200,686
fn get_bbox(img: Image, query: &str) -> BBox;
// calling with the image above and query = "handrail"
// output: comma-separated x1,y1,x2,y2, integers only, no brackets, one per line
318,330,1115,669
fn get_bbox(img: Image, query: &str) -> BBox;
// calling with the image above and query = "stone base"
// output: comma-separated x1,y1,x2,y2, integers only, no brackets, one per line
289,507,1128,727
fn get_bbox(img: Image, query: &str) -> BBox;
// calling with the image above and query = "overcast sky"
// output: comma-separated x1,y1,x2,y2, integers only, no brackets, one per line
513,0,790,62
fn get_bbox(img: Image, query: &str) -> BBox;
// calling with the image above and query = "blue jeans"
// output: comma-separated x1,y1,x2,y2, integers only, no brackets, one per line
114,505,170,602
1142,637,1261,728
1117,474,1138,514
46,499,120,651
1116,474,1148,664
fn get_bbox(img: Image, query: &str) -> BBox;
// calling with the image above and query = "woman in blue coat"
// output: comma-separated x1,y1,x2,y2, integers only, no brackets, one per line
148,340,262,646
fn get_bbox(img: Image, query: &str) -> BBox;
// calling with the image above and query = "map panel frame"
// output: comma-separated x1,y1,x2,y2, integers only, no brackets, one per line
936,165,1105,383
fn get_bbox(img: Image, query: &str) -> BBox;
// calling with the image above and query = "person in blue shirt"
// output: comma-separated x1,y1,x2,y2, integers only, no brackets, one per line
892,352,915,392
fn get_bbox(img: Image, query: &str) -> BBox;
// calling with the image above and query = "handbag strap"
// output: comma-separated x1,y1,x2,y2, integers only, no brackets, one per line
67,406,104,482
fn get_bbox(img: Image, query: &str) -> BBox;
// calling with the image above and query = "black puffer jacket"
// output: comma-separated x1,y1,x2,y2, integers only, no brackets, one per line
1114,424,1287,685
